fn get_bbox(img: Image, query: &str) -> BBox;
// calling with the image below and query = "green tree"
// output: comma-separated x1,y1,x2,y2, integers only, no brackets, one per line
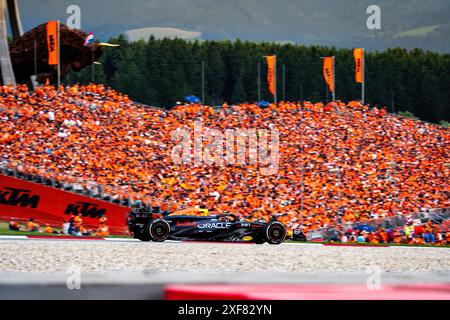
66,37,450,123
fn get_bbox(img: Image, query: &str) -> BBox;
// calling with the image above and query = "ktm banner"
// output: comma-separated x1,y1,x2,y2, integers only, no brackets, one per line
0,175,129,234
266,55,276,96
322,57,334,93
353,48,364,83
46,21,59,65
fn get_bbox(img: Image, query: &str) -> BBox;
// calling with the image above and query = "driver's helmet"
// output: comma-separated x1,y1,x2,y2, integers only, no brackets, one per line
198,208,209,216
218,213,235,222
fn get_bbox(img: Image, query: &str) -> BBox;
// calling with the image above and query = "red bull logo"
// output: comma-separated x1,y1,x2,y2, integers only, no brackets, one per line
176,221,197,227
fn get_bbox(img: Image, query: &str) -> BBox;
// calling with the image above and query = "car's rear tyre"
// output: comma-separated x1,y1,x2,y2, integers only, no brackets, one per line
265,221,286,244
148,219,170,242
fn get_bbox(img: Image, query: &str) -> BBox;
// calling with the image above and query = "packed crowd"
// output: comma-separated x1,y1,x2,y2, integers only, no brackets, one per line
336,220,449,246
0,84,449,236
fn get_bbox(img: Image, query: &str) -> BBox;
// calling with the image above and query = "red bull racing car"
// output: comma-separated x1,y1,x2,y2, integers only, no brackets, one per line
126,207,287,244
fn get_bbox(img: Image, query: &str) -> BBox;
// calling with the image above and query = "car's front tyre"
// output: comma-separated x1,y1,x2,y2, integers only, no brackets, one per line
264,221,287,244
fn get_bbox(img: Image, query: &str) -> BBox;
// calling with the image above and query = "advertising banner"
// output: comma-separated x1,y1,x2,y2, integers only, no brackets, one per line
46,21,59,65
0,175,129,234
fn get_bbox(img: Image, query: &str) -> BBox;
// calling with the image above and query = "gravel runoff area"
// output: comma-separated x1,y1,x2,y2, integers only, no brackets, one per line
0,240,449,274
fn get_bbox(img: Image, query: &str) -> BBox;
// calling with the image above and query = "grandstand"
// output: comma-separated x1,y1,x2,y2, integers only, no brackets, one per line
0,83,449,242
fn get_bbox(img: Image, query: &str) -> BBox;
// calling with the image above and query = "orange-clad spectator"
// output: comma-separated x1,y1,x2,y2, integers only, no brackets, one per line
79,225,89,236
74,214,83,228
412,235,425,245
26,218,39,232
392,230,402,244
44,224,54,234
379,229,388,244
95,222,110,237
368,232,380,244
99,215,108,224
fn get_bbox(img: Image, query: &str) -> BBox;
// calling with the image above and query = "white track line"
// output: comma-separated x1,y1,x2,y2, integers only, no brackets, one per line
0,235,28,240
104,238,182,243
103,238,139,242
0,235,183,243
282,242,324,246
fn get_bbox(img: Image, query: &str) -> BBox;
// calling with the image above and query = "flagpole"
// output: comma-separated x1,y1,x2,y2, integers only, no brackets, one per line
362,48,365,105
91,46,95,83
201,61,205,105
282,63,286,102
332,56,335,102
274,55,277,104
299,102,304,212
57,20,61,90
257,61,261,102
34,39,37,78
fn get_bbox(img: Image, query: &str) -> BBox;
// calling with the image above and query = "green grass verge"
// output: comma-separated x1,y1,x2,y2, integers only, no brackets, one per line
0,222,131,238
0,222,56,236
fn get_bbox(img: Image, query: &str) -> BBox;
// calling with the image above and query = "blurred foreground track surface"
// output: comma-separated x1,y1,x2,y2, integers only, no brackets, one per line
0,239,449,300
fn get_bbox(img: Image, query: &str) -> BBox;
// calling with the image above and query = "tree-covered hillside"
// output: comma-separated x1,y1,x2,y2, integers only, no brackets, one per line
68,37,450,123
22,0,450,52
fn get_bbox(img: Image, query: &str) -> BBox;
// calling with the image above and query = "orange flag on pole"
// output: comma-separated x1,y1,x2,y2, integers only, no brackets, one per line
266,55,276,96
322,57,334,93
47,21,59,65
353,48,364,83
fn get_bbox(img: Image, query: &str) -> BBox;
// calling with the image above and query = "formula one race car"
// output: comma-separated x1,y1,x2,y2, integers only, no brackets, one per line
126,207,287,244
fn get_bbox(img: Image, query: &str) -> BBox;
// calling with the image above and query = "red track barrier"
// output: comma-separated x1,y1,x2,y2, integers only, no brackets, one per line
0,175,130,234
165,284,450,300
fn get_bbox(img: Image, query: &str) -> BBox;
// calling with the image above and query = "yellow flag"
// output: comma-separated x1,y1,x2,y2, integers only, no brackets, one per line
353,48,364,83
323,57,334,93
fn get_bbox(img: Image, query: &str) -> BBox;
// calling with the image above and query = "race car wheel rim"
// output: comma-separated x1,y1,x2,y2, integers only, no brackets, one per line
267,223,286,243
155,226,164,236
150,220,170,241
